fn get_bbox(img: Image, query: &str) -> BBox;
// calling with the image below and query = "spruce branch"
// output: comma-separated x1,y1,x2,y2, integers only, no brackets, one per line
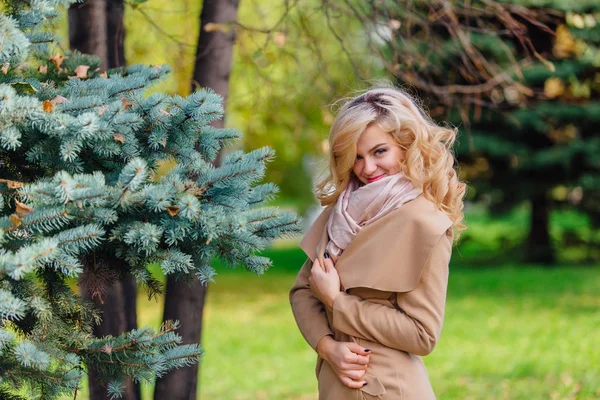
0,1,300,396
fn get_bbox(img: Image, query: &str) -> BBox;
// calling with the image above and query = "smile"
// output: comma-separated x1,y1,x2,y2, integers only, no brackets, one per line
367,174,386,183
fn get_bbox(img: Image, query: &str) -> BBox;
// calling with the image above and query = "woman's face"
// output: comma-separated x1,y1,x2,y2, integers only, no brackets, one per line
352,124,405,185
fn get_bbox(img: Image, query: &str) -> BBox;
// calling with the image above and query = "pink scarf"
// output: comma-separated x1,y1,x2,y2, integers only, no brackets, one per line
325,173,422,262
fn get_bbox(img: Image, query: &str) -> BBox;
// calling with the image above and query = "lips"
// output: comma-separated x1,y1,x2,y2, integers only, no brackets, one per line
367,174,386,183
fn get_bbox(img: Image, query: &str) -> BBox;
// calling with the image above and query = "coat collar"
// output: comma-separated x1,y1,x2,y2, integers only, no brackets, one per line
299,195,453,292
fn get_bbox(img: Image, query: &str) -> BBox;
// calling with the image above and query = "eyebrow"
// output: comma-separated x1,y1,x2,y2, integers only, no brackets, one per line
357,143,387,156
368,143,387,152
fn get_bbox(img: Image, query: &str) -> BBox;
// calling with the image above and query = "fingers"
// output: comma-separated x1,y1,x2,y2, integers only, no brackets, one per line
339,375,367,389
346,342,371,357
342,351,369,367
341,368,366,381
312,258,322,270
322,256,335,273
340,361,368,370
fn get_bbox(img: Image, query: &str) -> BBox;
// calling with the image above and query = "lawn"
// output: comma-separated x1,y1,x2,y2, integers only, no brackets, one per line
118,247,600,400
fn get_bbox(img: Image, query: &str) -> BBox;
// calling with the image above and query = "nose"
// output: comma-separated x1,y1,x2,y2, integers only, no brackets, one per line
363,157,378,176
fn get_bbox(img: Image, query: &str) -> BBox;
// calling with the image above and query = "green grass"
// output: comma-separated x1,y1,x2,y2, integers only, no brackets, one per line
113,247,599,400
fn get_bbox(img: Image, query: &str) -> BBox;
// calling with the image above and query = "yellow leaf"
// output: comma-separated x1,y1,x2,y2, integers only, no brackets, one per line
10,214,22,228
571,14,585,29
113,134,126,143
49,54,64,68
42,99,54,113
166,206,180,217
38,65,48,74
544,77,565,99
15,200,33,217
204,22,231,33
73,65,90,79
553,25,583,59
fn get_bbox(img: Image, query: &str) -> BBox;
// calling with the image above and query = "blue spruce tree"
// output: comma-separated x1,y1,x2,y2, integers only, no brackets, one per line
0,1,301,398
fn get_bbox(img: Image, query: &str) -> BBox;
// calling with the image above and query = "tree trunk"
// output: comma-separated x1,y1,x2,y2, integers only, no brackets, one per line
69,2,140,399
83,259,140,400
525,191,555,265
68,0,108,69
154,1,240,399
106,0,126,69
152,277,209,400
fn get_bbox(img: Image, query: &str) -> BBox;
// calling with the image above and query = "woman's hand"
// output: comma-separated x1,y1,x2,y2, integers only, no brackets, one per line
309,254,341,311
316,336,371,389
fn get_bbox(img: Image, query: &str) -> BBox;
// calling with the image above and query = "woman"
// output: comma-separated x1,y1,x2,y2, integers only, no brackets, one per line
289,87,466,399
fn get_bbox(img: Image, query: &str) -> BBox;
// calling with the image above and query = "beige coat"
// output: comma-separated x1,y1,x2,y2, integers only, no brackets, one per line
289,195,453,400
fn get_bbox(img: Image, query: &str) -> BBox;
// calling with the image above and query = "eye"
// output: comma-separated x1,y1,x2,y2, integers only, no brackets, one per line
355,155,363,161
374,148,387,156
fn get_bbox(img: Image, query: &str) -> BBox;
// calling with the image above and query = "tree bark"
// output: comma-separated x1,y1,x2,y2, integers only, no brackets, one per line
106,0,126,69
69,2,140,399
68,0,108,69
83,259,140,400
525,191,555,265
154,1,240,399
153,277,209,400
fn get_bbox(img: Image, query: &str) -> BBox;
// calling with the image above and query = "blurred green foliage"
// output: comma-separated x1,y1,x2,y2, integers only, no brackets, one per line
41,0,600,248
458,205,597,264
99,0,382,214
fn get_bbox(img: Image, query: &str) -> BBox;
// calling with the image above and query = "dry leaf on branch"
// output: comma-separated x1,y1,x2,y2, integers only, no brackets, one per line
0,179,24,189
42,100,54,113
113,134,126,143
73,65,90,79
165,206,180,217
100,71,108,79
15,200,33,217
121,98,133,110
2,63,10,75
49,54,64,68
38,65,48,74
51,95,68,105
9,214,22,228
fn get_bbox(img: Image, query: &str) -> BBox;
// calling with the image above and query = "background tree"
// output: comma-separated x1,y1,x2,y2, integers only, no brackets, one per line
0,1,300,399
321,0,599,264
154,1,242,399
68,1,141,398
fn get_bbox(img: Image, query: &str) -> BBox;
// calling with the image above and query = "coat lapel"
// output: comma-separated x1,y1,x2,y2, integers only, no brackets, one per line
299,206,333,262
299,196,453,293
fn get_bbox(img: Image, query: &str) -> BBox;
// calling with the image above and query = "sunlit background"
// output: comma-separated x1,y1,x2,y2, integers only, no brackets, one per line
4,0,599,398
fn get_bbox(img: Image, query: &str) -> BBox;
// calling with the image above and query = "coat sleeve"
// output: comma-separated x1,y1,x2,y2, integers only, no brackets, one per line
331,230,452,356
289,258,335,351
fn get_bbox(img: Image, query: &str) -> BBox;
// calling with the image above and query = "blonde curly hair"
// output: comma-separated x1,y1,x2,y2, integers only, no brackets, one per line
315,87,467,240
